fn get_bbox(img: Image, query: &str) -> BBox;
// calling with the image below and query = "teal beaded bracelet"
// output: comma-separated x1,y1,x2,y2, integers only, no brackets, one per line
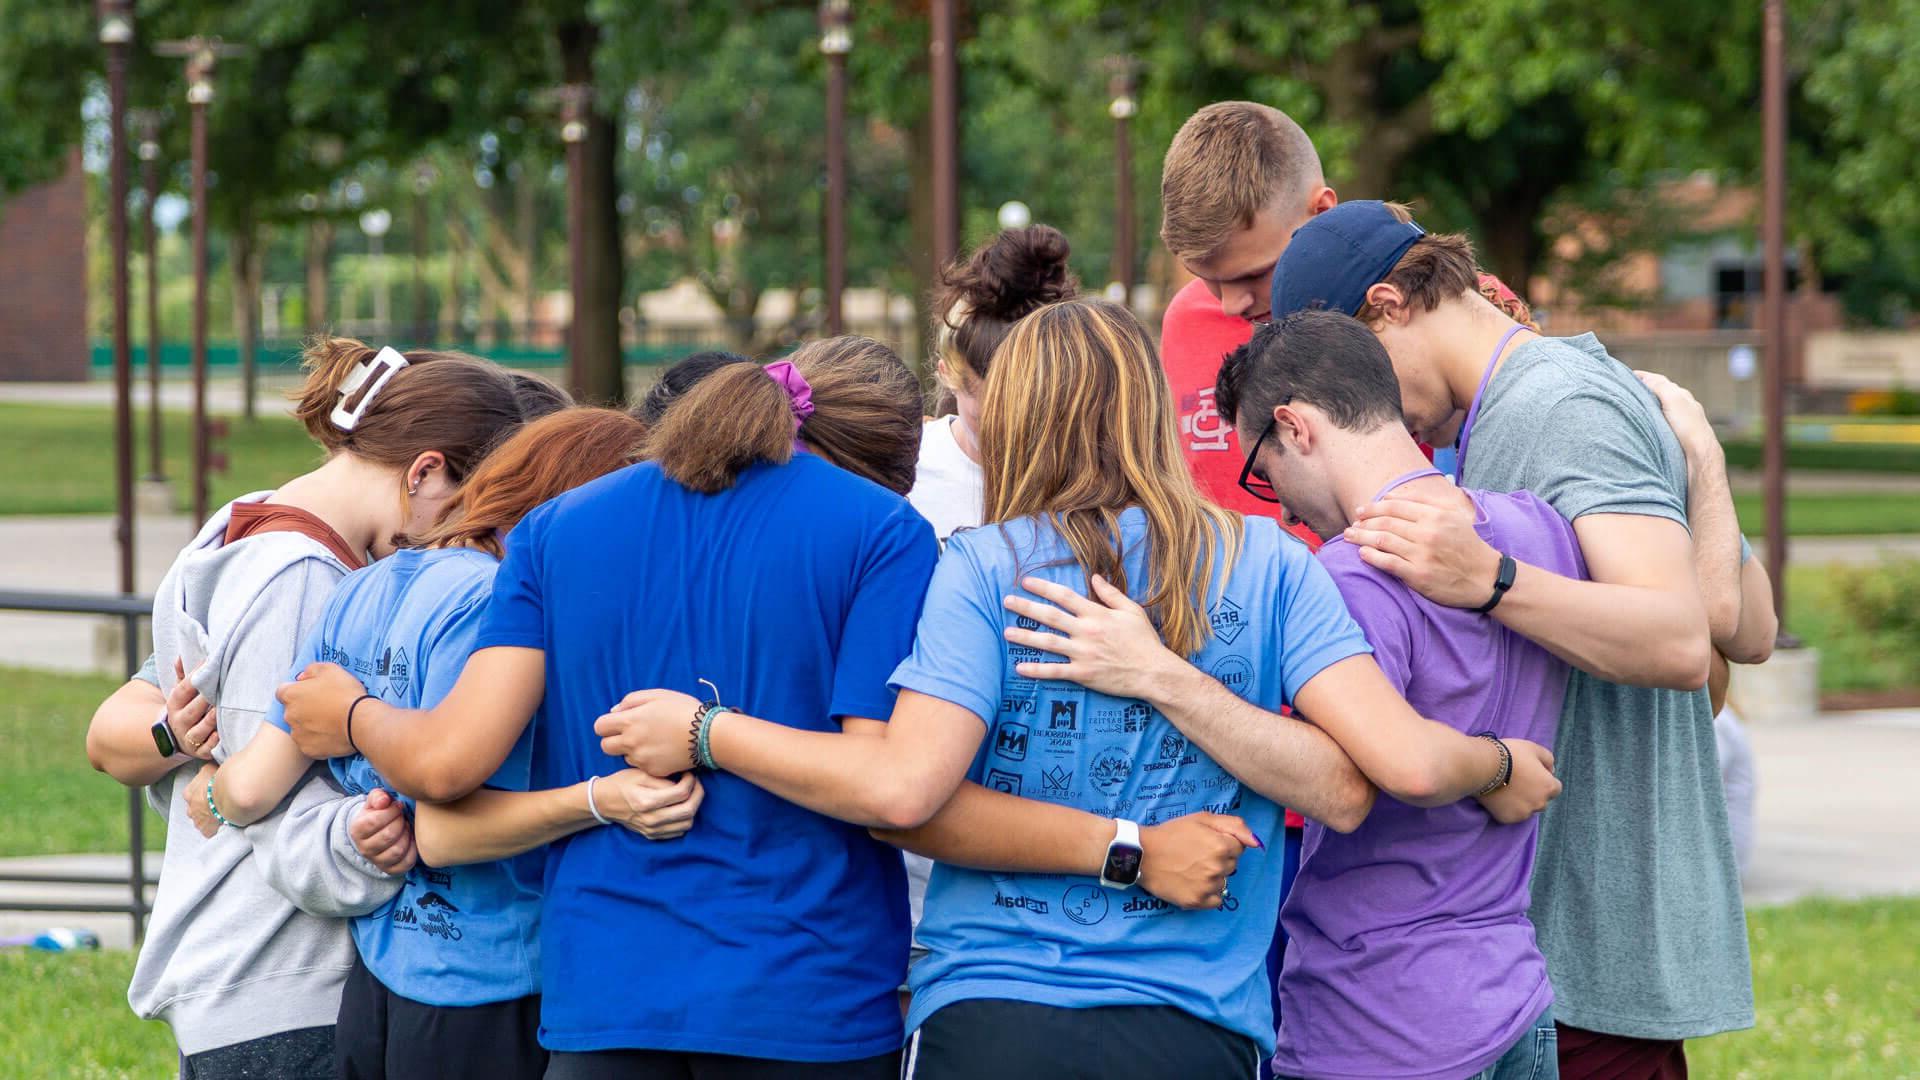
693,704,730,771
206,778,236,829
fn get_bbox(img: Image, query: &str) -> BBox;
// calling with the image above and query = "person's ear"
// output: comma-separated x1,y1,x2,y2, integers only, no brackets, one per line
1308,185,1338,216
406,451,446,495
1273,403,1313,455
1363,282,1409,324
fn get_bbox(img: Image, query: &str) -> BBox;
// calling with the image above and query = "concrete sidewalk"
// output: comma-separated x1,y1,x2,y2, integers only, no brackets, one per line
4,708,1914,953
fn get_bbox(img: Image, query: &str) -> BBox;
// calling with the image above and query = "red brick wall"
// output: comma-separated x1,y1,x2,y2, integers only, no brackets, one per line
0,150,88,381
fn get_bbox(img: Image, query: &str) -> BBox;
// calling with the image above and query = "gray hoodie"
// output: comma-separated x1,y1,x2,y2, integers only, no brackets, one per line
133,494,405,1055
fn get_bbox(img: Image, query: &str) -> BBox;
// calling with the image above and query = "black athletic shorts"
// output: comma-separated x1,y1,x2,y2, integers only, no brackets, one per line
180,1025,334,1079
904,997,1261,1080
335,952,545,1080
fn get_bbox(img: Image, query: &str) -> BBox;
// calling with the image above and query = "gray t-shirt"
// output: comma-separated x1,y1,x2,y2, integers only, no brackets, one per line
1463,333,1753,1041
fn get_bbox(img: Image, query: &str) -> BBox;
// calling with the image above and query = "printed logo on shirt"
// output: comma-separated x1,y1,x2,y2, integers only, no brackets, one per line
390,890,464,943
424,868,453,888
998,695,1038,715
993,722,1030,761
1123,895,1175,919
1180,388,1232,453
1211,655,1253,698
1143,801,1188,826
1042,700,1085,755
1092,702,1153,735
993,891,1050,915
1040,765,1075,799
1208,596,1247,645
986,768,1023,796
1089,747,1133,796
386,647,412,698
1202,788,1243,815
1143,732,1200,773
1062,885,1111,926
1008,614,1062,670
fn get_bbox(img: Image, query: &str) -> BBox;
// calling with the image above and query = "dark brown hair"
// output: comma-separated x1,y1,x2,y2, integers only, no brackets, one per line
647,336,921,495
934,225,1078,383
412,407,646,558
289,337,523,482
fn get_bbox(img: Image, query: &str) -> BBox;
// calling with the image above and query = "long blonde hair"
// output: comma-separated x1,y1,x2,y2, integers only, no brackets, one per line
980,298,1243,658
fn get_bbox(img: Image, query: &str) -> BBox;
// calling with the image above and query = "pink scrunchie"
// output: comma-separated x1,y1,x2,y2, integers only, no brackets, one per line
764,360,816,432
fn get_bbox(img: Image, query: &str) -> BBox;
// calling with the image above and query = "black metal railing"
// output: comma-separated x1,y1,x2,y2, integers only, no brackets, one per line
0,588,153,941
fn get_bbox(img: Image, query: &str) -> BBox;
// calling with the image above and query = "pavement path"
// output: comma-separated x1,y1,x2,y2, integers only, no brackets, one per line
4,707,1914,953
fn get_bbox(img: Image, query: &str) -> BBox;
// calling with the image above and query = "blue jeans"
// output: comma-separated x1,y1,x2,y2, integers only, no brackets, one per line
1468,1005,1559,1080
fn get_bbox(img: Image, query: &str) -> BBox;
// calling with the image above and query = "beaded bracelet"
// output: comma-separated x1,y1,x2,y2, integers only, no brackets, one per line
1472,733,1513,796
206,778,236,829
694,705,730,770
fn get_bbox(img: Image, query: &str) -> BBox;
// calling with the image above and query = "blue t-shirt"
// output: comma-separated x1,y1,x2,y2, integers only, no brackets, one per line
474,454,937,1060
891,510,1371,1053
266,547,542,1008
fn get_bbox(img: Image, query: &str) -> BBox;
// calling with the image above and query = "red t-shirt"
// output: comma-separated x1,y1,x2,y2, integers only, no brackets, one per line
1160,278,1323,551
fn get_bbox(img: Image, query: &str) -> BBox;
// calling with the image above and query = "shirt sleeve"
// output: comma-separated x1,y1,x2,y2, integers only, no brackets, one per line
887,533,1005,727
476,512,550,653
1530,390,1689,526
1274,542,1374,706
263,619,327,735
1317,556,1418,697
133,653,160,687
829,504,940,721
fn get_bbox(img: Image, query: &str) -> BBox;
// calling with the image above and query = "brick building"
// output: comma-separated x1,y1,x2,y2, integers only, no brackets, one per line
0,150,89,381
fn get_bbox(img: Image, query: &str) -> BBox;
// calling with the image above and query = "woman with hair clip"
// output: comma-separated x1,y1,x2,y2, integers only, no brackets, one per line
83,338,527,1078
545,299,1464,1078
200,407,703,1080
276,337,931,1078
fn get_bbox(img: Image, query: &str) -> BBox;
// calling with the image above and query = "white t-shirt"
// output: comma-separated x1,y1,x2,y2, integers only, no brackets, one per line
901,416,985,966
908,416,985,542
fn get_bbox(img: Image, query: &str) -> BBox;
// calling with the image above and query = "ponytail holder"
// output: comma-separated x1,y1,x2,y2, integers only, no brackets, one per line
763,360,815,435
330,347,411,432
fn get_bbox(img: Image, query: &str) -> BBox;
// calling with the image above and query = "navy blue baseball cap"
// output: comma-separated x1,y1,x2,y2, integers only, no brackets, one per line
1270,200,1426,319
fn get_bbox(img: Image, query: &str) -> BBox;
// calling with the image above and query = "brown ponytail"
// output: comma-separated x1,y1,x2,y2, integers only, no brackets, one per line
646,336,922,496
288,335,524,481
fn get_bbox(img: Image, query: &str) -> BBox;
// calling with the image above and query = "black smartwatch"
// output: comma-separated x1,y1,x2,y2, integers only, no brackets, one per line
1099,819,1144,889
1473,553,1518,614
150,708,178,758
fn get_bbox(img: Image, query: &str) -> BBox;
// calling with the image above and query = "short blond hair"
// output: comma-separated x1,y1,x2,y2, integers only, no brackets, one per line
1160,102,1323,262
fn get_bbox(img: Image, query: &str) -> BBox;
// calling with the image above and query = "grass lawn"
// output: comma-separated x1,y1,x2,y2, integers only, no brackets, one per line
0,950,174,1077
1736,492,1920,537
1786,564,1920,694
0,402,320,516
0,666,162,858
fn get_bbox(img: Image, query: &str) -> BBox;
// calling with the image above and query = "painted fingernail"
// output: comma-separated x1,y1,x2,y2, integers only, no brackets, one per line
1251,830,1266,849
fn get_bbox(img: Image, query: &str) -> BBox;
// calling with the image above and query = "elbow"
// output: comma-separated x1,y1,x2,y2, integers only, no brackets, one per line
1664,628,1714,692
1725,615,1779,667
865,774,948,832
222,776,280,824
83,724,114,776
397,757,484,805
1320,781,1375,834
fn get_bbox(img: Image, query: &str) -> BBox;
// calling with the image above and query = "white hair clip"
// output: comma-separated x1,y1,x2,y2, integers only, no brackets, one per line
329,346,411,432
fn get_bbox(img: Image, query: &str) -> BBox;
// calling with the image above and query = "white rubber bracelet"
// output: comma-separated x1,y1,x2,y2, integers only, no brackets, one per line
585,775,611,826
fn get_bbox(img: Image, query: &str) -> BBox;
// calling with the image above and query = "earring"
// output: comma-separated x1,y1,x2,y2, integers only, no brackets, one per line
407,482,419,496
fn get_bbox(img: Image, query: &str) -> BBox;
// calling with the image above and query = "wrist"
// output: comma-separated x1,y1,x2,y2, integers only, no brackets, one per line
580,778,611,828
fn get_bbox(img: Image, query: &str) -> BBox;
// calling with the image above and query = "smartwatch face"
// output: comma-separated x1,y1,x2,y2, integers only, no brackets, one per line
151,718,177,758
1104,843,1143,886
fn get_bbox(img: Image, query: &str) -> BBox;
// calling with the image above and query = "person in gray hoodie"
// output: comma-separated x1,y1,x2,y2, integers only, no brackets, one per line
86,338,526,1078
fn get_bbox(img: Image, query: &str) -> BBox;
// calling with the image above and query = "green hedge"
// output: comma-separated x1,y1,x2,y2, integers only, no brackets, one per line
1722,440,1920,473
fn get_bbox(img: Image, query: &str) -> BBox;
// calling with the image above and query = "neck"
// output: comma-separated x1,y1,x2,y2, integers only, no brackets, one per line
1434,295,1534,411
1329,430,1452,529
950,413,981,464
268,453,394,558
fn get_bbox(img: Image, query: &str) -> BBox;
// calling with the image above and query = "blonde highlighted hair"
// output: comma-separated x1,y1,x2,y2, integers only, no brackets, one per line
980,298,1242,658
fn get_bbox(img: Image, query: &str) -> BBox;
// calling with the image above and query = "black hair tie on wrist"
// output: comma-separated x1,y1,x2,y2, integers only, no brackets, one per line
346,694,377,755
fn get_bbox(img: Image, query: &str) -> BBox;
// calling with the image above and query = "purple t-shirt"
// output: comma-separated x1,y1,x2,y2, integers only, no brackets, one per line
1271,473,1588,1080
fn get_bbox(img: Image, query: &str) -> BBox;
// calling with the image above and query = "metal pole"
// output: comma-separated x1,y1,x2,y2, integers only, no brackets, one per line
137,114,164,481
561,86,590,399
122,609,146,942
1108,60,1138,303
413,171,430,344
929,0,958,271
1761,0,1788,624
101,1,136,598
821,1,851,336
189,53,212,527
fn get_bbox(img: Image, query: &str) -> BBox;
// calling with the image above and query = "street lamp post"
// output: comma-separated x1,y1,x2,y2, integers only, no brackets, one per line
1106,57,1139,307
819,0,852,336
560,84,591,398
130,110,165,483
929,0,958,271
412,163,436,344
99,0,135,600
359,208,393,334
1761,0,1789,626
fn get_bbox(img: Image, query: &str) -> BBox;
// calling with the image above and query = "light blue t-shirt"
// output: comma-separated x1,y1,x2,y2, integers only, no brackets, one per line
267,546,541,1008
892,510,1371,1054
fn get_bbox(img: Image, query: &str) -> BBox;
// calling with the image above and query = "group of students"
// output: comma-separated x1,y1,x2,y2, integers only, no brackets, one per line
81,99,1772,1080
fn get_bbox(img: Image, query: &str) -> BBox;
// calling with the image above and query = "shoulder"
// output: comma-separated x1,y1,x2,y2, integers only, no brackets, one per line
413,547,501,597
1160,280,1248,356
1471,489,1589,578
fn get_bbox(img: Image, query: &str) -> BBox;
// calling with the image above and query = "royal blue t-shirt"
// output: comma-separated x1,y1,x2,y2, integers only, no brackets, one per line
474,454,937,1060
266,546,542,1007
892,510,1371,1053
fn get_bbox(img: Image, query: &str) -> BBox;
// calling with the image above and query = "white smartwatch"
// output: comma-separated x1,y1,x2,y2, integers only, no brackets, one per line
1098,818,1144,890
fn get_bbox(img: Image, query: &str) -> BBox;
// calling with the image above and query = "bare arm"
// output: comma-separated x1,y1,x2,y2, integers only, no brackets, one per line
876,782,1259,910
210,724,314,827
415,770,705,868
594,691,984,831
277,647,547,803
1001,577,1374,831
1346,491,1711,689
85,665,220,787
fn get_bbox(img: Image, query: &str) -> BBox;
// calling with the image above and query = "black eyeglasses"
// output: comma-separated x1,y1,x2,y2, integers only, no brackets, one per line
1235,394,1291,504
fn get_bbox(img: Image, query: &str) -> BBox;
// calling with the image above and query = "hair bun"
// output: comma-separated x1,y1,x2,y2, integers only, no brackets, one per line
948,224,1077,322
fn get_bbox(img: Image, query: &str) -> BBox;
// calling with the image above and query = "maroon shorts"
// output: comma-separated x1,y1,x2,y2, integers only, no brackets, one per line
1557,1024,1688,1080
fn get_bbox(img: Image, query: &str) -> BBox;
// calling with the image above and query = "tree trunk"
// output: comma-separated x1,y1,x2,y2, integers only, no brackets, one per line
306,217,333,333
230,220,262,420
517,166,538,348
559,21,626,405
